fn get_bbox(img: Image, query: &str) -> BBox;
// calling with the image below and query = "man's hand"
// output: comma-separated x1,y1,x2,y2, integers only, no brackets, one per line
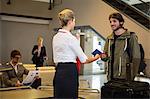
15,80,23,87
100,53,107,59
44,56,48,60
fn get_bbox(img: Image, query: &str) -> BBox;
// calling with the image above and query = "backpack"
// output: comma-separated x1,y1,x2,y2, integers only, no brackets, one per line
138,44,147,73
126,32,147,74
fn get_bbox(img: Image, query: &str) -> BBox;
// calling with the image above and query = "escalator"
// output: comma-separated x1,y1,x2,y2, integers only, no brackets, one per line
132,1,150,15
102,0,150,29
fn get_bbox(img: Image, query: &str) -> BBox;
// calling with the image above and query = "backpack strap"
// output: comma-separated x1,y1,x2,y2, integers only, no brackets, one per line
126,32,136,81
126,32,135,63
139,44,145,60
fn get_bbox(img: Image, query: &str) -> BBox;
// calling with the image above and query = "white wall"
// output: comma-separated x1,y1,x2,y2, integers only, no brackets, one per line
1,0,55,64
1,21,54,64
1,0,52,17
1,0,150,64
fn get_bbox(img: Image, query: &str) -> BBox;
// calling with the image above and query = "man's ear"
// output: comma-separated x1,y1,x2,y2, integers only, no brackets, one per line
120,22,124,25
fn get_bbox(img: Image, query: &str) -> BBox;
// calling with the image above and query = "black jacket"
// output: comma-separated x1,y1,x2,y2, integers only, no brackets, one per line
32,45,47,64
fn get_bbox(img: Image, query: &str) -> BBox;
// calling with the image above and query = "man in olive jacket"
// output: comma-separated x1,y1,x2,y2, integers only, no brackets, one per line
101,13,141,81
3,50,29,87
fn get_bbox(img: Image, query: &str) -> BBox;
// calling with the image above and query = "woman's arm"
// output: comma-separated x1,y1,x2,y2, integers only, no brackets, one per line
83,54,100,64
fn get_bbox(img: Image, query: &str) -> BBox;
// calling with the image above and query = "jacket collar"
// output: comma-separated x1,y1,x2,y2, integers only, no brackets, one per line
107,30,131,40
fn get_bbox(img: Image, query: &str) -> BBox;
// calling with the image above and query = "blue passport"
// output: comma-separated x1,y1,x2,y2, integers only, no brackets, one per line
92,49,102,56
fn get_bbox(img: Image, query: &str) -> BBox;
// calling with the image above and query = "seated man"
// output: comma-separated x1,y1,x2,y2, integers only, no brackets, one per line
3,50,41,88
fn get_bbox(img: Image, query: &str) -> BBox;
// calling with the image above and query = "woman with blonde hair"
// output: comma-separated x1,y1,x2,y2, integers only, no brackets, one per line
53,9,100,98
32,36,47,67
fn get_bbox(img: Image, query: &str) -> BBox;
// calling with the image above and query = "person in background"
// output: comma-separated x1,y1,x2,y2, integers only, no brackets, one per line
101,12,141,81
52,8,100,99
3,50,29,87
32,36,47,67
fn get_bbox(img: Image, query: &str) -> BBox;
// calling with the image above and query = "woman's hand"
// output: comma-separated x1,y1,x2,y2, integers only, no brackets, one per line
33,49,38,54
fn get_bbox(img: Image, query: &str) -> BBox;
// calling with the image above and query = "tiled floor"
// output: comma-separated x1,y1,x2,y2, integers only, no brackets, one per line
79,74,108,91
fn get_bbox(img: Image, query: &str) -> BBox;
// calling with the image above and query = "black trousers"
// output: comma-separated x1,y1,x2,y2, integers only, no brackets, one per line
33,58,44,67
53,63,79,99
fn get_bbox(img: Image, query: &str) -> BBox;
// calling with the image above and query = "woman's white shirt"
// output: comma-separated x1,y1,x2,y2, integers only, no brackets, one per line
53,29,87,63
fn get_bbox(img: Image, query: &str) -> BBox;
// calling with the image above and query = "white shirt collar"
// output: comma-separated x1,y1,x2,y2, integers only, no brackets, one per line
10,61,18,67
10,61,18,73
58,29,71,34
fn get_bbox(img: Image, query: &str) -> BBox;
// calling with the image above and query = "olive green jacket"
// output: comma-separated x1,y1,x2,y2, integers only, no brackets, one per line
3,63,29,87
103,31,140,80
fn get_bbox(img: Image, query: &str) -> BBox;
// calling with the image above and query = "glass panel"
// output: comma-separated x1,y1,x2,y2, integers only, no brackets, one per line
73,26,106,75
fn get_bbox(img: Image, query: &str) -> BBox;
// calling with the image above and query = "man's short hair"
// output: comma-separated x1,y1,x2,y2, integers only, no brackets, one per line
109,12,124,23
11,50,21,58
58,9,75,27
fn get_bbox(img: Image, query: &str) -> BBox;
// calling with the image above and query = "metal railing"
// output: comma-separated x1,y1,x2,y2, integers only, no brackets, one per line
121,0,150,16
